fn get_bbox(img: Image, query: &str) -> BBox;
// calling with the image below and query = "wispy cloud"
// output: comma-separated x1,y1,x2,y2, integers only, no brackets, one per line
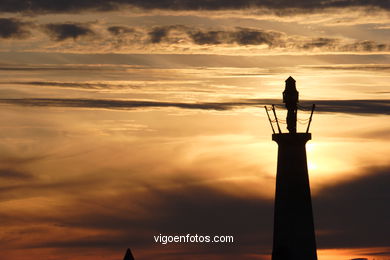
186,27,284,46
60,25,390,53
128,26,390,52
0,168,34,180
0,98,388,115
302,64,390,71
0,18,31,39
43,23,95,41
0,98,263,111
1,21,389,54
0,81,142,90
107,26,135,35
300,99,390,115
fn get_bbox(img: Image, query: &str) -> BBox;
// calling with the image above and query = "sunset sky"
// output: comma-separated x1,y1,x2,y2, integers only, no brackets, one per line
0,1,389,260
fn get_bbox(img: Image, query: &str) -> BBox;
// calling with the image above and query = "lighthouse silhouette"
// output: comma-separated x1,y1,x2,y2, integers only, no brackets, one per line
267,77,318,260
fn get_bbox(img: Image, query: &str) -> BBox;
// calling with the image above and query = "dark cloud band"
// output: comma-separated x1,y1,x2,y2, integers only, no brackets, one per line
1,20,389,53
146,26,390,52
0,81,141,90
0,98,388,115
0,0,388,13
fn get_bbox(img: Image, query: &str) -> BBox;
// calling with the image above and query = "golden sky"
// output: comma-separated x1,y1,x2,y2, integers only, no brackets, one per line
0,1,389,259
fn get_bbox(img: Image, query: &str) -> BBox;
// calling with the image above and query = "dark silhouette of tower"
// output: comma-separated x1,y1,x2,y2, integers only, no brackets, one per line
123,248,135,260
283,76,298,133
266,77,317,260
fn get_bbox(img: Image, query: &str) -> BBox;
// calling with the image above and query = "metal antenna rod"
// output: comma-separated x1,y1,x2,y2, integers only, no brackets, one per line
306,104,316,133
265,106,276,134
272,104,282,134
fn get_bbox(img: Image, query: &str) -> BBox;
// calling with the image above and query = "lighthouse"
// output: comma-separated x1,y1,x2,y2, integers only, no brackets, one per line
266,77,317,260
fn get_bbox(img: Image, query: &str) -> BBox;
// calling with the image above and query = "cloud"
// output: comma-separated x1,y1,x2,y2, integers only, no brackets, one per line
0,171,107,201
187,28,284,46
0,98,388,115
1,21,388,53
107,26,135,35
188,30,226,45
142,26,389,53
370,251,390,256
0,64,130,71
26,178,274,257
146,26,285,46
145,25,187,44
0,168,33,179
302,99,390,115
0,18,31,39
44,23,94,41
341,40,389,52
148,26,171,43
7,165,390,258
0,81,142,90
0,0,388,14
301,37,339,49
302,64,390,71
233,28,284,46
0,0,119,13
0,98,260,111
314,166,390,249
0,155,47,165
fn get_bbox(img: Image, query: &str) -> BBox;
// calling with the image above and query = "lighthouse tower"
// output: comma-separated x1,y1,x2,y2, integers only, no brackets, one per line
266,77,317,260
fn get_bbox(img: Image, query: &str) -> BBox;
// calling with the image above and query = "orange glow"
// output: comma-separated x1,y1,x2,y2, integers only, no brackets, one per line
318,248,390,260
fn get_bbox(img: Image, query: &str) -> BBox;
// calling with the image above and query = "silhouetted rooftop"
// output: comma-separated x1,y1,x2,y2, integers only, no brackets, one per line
285,76,296,82
123,248,135,260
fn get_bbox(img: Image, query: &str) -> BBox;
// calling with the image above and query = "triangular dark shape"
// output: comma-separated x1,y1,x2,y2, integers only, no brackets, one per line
123,248,135,260
285,76,295,82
